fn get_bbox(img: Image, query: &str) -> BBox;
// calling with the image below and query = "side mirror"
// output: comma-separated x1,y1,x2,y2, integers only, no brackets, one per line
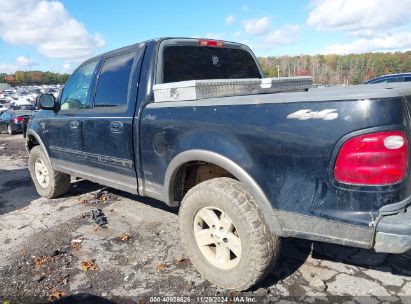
38,94,56,110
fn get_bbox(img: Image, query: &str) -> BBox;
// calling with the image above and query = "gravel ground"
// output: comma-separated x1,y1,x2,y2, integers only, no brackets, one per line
1,133,411,304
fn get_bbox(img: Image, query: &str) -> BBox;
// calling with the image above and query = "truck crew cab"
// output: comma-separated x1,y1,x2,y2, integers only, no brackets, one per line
26,38,411,290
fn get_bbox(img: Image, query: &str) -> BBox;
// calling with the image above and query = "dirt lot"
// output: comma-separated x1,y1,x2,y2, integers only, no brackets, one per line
1,134,411,303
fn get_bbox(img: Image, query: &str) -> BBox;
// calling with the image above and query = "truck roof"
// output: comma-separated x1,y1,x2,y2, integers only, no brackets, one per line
81,37,249,67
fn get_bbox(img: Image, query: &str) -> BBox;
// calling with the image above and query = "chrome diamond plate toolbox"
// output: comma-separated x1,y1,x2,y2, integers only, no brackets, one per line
153,76,313,102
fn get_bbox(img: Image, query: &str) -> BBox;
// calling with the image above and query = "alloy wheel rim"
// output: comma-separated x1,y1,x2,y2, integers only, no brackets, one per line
193,206,241,270
34,158,49,188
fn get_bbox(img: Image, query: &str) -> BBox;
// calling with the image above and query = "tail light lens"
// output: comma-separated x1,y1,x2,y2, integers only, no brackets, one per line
13,117,24,123
334,130,408,185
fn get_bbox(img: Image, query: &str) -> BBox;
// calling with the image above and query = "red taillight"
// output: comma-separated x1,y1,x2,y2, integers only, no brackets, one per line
14,117,24,123
334,131,408,185
198,39,224,47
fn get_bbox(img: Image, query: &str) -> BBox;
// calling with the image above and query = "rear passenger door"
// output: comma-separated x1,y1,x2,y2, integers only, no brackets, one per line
82,47,144,193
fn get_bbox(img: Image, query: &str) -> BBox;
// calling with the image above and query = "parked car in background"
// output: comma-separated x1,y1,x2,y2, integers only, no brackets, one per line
0,104,7,114
0,110,33,134
11,98,32,107
10,104,36,111
365,73,411,84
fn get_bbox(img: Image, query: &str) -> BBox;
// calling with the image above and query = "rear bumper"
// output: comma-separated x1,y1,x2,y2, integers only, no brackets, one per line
11,123,23,132
374,198,411,254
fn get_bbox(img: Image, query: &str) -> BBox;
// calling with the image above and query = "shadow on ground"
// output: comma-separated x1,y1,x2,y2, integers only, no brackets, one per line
312,241,411,277
0,168,38,215
258,238,411,290
51,294,122,304
0,172,103,215
108,187,179,214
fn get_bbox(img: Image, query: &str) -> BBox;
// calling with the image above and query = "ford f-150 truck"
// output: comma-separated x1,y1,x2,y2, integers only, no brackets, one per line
26,38,411,290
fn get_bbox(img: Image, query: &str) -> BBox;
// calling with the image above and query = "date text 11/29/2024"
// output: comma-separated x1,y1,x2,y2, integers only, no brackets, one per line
148,296,257,303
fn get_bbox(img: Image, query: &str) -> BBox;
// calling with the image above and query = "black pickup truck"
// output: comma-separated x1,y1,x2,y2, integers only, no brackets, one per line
26,38,411,290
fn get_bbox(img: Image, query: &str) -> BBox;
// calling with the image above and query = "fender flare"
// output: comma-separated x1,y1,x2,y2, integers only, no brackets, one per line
26,129,50,160
164,149,283,235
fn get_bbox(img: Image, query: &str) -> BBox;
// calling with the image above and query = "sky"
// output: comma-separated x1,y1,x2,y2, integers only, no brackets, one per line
1,0,411,74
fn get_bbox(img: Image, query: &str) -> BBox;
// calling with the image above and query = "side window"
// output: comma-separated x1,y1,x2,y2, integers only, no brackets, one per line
370,78,387,83
385,77,401,83
370,77,398,84
404,77,411,82
94,52,135,107
60,61,98,110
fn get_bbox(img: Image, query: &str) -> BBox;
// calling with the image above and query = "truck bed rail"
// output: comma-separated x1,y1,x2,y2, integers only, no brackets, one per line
153,76,313,102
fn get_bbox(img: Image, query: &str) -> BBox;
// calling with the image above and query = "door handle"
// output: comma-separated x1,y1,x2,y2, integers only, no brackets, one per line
109,121,124,133
69,120,79,129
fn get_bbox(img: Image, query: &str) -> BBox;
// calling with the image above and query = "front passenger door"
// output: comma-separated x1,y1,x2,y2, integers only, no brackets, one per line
45,60,98,169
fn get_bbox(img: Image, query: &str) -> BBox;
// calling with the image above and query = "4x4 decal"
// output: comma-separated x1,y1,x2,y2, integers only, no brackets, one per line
287,109,338,120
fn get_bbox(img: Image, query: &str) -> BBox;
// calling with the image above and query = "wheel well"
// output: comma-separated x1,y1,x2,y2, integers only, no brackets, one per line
172,161,236,203
26,134,40,151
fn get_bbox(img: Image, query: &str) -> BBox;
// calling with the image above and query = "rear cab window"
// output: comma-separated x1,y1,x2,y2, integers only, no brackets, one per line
157,39,262,84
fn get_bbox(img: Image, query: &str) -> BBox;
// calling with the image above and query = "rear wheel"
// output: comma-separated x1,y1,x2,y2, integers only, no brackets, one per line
179,177,281,290
29,146,71,198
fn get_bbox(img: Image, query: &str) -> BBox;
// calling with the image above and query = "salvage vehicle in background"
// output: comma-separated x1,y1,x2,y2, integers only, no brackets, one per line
10,104,36,111
365,72,411,84
26,38,411,290
0,104,7,114
0,110,33,134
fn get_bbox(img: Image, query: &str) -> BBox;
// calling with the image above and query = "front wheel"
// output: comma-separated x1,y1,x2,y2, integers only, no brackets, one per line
179,177,281,290
28,146,71,198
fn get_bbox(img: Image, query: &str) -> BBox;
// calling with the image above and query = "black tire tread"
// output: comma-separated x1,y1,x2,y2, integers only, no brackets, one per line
29,146,71,198
179,177,280,290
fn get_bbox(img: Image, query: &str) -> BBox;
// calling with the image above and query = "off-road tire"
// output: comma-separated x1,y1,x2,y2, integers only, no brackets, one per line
28,145,71,198
7,124,14,135
179,177,281,290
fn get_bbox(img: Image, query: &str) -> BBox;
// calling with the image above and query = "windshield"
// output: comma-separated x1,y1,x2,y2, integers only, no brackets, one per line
162,46,262,83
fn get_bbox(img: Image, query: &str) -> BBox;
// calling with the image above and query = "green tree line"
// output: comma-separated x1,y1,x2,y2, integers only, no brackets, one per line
0,71,70,85
258,51,411,85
